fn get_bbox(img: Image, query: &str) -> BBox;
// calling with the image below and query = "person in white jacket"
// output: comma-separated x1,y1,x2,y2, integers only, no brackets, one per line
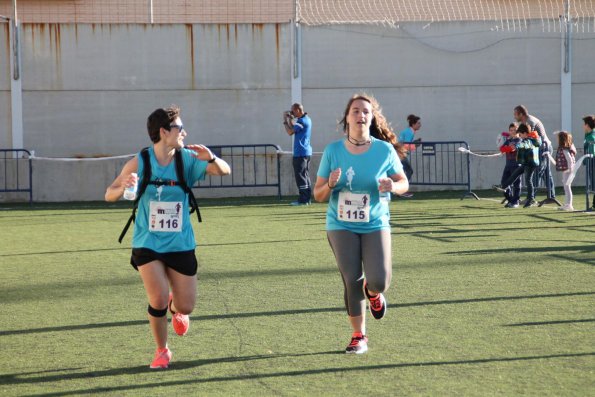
545,131,576,211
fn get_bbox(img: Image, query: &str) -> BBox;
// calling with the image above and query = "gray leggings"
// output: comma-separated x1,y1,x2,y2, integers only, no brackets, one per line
327,229,392,317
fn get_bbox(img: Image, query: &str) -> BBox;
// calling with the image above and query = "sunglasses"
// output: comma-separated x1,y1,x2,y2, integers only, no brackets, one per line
169,124,184,133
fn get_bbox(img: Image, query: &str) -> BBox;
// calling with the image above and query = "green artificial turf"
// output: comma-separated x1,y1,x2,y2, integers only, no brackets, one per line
0,191,593,396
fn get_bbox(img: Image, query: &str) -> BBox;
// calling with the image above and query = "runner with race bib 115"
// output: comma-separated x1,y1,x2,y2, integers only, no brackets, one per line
313,94,409,354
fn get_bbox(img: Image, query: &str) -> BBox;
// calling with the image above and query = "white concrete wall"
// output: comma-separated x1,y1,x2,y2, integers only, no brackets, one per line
1,23,11,149
0,152,590,203
302,21,595,152
13,23,292,157
1,20,595,202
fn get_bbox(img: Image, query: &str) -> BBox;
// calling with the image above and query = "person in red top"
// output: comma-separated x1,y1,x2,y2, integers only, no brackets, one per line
498,123,522,208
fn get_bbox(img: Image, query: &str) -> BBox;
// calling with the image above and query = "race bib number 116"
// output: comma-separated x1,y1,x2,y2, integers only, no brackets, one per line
149,201,183,232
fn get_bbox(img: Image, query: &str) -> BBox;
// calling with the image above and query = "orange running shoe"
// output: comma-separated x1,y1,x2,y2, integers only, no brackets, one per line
150,347,172,369
364,281,387,320
168,292,190,336
345,333,368,354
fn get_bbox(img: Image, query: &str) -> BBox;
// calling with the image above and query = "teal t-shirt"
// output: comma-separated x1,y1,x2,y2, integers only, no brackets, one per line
317,137,403,233
132,147,208,252
399,127,415,143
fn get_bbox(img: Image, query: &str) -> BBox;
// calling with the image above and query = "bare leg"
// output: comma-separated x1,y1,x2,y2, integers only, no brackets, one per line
166,267,197,314
349,315,365,335
138,261,170,349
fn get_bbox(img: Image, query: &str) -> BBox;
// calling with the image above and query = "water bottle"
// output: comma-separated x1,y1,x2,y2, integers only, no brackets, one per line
379,191,391,204
123,173,138,201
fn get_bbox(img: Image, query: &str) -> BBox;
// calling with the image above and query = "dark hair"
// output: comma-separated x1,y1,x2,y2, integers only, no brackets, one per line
516,123,531,134
557,131,573,149
509,122,518,129
407,114,420,127
292,103,304,113
339,93,407,159
146,106,180,143
583,115,595,130
514,105,528,117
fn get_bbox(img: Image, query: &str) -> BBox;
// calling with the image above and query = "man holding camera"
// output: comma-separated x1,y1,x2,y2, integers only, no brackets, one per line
283,103,312,205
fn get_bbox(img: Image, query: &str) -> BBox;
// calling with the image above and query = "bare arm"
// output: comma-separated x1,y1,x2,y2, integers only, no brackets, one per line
283,121,295,136
313,168,342,202
185,144,231,176
105,157,138,202
206,157,231,176
379,171,409,196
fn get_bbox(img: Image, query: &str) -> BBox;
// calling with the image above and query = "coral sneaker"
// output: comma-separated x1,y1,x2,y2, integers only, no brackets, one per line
168,292,190,336
364,281,387,320
345,333,368,354
150,347,172,369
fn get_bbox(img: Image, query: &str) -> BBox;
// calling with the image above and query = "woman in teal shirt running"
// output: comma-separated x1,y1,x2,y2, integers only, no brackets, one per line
106,106,230,369
314,94,409,354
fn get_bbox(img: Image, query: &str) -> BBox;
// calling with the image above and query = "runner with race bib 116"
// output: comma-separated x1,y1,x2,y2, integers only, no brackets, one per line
313,94,409,354
105,105,231,369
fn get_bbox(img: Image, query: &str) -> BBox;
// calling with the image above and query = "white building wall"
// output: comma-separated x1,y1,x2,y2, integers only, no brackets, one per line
1,20,595,201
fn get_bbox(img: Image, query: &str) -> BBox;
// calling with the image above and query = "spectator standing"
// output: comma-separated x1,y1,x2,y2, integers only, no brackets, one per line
513,105,556,202
398,114,421,198
496,123,541,208
544,131,576,211
583,115,595,209
283,103,313,205
498,123,522,208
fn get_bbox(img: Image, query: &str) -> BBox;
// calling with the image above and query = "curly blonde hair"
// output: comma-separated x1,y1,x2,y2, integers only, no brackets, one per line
339,93,407,159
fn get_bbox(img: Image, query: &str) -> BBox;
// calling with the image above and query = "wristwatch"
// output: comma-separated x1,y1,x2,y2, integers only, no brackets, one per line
208,156,217,163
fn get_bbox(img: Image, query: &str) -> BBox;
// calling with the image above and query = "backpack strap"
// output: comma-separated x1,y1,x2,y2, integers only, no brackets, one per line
174,149,202,223
118,147,151,243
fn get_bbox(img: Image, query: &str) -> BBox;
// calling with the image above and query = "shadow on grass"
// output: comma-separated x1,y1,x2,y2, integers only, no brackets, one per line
0,350,341,386
447,244,595,257
22,352,595,396
0,238,323,258
3,291,592,337
550,253,595,267
504,319,595,327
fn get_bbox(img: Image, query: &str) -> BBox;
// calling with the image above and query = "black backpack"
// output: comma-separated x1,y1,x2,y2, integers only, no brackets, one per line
118,147,201,243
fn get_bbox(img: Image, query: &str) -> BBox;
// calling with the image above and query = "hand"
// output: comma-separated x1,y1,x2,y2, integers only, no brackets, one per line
378,178,394,193
186,144,215,162
124,173,138,189
328,168,342,188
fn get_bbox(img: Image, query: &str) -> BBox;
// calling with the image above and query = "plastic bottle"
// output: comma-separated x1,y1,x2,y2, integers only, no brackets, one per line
379,191,391,204
123,173,138,200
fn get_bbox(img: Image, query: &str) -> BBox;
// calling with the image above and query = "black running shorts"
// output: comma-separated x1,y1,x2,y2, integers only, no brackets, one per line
130,248,198,276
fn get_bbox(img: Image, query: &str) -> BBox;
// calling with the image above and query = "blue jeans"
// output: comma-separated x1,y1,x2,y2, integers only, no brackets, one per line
501,162,522,204
524,164,538,201
533,143,555,198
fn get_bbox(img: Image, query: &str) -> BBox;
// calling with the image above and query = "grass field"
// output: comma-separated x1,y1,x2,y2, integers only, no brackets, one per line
0,191,594,396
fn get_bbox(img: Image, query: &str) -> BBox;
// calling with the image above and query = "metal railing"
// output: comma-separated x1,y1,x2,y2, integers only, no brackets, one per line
403,141,478,199
195,144,282,198
0,149,33,203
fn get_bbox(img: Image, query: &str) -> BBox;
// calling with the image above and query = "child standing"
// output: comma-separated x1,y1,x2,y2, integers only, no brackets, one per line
546,131,577,211
496,123,541,208
583,115,595,210
498,123,522,208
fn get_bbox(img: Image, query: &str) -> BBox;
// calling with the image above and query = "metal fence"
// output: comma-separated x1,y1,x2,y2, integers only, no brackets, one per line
195,144,282,198
404,141,478,200
0,149,33,203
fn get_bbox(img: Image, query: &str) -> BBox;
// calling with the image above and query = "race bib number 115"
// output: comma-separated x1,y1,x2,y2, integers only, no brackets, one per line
337,191,370,223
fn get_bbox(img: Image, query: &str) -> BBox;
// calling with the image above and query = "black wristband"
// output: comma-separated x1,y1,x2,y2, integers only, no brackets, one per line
327,181,335,189
208,156,217,163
